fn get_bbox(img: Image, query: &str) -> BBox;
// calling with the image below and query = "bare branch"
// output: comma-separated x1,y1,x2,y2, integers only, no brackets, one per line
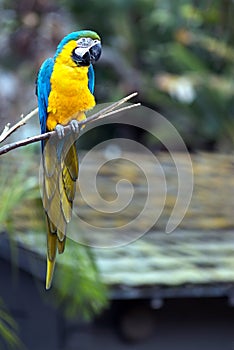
0,108,38,143
81,92,139,125
0,93,140,156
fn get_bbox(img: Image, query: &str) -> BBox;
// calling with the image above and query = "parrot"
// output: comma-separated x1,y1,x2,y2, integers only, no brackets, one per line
36,30,102,289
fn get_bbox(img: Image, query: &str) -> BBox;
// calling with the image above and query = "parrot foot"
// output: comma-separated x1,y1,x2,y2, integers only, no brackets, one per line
69,120,80,134
55,124,65,139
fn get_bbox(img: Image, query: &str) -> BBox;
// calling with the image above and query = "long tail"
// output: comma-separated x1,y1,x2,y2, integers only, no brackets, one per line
46,255,56,290
43,135,78,289
46,214,67,289
46,215,57,290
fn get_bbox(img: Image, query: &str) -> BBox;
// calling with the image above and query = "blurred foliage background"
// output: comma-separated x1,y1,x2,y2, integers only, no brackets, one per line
0,0,234,346
0,0,234,151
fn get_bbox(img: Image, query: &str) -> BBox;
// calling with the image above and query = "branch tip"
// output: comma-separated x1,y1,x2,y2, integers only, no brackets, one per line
0,93,140,156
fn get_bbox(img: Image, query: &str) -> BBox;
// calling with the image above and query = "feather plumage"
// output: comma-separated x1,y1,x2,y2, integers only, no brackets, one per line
36,30,101,289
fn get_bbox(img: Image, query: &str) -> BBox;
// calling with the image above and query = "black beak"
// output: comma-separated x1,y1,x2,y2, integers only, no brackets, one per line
72,42,102,67
89,42,102,63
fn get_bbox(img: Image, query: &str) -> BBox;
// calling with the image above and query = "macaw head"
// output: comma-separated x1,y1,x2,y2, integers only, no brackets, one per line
55,30,102,67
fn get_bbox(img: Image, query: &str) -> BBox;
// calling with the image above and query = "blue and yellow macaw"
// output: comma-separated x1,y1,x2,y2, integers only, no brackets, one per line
36,30,102,289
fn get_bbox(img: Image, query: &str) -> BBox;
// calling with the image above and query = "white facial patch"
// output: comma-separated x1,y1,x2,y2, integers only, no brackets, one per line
74,46,89,57
76,37,93,48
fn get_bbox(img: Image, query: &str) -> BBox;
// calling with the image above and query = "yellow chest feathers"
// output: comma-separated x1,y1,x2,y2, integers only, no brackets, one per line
46,41,95,131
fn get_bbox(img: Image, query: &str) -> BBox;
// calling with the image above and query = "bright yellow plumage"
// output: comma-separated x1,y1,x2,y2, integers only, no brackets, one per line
47,41,95,131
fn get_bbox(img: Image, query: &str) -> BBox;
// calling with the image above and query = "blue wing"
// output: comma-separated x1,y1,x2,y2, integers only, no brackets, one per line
88,64,95,94
36,58,54,135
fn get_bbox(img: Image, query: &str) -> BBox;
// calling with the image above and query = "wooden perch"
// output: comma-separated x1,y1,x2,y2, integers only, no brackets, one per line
0,93,140,156
0,108,39,143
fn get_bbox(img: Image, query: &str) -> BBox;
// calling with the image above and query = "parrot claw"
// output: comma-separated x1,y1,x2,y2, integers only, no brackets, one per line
55,124,65,139
69,120,80,134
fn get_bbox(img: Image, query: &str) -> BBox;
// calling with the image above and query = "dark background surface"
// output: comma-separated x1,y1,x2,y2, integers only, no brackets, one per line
1,252,234,350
